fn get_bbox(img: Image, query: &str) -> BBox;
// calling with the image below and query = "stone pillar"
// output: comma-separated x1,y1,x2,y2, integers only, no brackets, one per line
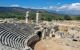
25,11,29,23
36,12,39,25
45,28,49,39
42,29,46,40
49,33,52,38
52,29,55,35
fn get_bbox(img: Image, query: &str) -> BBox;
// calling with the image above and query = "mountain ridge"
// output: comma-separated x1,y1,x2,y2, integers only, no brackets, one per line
0,7,80,20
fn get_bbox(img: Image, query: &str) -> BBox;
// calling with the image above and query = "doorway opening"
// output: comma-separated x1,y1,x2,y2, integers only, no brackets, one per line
37,31,42,39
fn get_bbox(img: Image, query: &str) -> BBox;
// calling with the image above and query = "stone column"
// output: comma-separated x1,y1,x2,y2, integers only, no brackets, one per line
42,29,46,40
36,12,39,25
50,30,53,38
25,11,29,23
45,28,49,39
52,29,55,35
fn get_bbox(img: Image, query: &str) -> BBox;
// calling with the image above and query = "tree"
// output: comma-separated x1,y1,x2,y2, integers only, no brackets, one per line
76,16,80,20
64,15,72,20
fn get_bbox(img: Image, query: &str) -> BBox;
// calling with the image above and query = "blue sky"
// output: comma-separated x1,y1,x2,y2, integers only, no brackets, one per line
0,0,80,8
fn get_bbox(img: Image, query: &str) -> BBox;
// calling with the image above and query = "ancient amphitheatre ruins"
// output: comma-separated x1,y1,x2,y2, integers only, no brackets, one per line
0,11,80,50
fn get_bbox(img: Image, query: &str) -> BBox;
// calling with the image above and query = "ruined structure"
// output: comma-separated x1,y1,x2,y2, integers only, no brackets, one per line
0,11,41,50
0,11,80,50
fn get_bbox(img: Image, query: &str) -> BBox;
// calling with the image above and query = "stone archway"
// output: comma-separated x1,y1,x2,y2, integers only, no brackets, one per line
37,31,42,39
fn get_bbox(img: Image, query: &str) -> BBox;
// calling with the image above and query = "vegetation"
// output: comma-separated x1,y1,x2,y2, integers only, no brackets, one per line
0,7,80,21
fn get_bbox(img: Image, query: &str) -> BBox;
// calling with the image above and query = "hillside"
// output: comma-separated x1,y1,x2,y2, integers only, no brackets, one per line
0,7,80,20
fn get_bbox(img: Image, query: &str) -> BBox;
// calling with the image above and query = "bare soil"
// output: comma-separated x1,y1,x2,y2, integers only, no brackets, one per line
34,38,80,50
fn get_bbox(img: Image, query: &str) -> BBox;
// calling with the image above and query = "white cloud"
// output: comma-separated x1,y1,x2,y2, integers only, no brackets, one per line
43,3,80,11
42,3,80,15
10,4,20,7
71,3,80,6
56,3,80,11
53,3,80,15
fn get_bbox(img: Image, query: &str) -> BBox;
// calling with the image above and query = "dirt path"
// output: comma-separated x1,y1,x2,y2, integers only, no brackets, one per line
34,40,47,50
34,38,79,50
